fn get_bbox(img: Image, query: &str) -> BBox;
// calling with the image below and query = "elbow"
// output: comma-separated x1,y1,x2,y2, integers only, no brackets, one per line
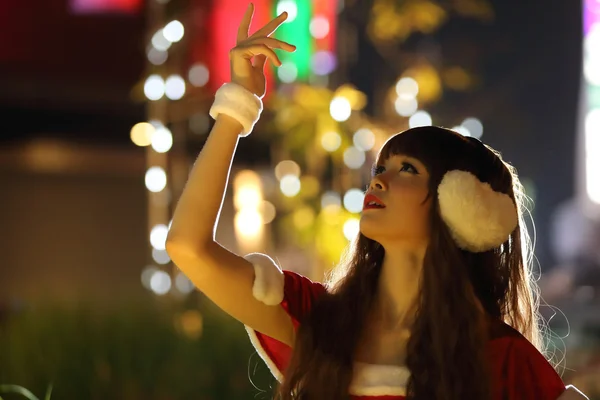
165,235,213,261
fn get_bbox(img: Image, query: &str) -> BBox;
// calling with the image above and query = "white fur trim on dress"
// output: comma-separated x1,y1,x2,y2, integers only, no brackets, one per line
244,325,285,382
209,82,263,137
438,170,518,252
349,362,408,396
243,252,285,306
558,385,590,400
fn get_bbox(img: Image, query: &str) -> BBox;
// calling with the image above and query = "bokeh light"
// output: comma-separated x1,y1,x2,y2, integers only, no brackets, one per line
353,128,375,151
321,131,342,152
343,188,365,213
165,75,185,100
280,174,301,197
144,75,165,101
409,111,432,128
145,166,167,192
130,122,155,147
330,97,352,121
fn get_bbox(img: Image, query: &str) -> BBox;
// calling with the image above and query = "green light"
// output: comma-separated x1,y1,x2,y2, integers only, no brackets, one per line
275,0,313,81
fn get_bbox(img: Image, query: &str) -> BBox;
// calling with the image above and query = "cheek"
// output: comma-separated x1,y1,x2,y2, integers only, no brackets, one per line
391,182,431,225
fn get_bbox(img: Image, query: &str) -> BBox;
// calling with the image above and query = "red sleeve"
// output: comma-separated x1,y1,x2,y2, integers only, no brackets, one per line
245,270,326,381
489,335,566,400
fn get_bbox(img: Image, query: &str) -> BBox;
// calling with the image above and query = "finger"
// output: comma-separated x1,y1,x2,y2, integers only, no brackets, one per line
252,54,268,70
240,44,281,66
236,3,254,44
250,11,288,38
249,37,296,52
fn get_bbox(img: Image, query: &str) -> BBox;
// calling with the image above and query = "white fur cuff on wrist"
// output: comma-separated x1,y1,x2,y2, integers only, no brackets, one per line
244,253,285,306
209,83,263,137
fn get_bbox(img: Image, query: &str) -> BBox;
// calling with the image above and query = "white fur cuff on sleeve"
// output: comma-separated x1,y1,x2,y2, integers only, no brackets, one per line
209,82,263,137
243,253,285,306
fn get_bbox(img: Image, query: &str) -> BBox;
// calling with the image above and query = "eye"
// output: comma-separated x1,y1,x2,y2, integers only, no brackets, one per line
399,162,419,174
371,165,385,177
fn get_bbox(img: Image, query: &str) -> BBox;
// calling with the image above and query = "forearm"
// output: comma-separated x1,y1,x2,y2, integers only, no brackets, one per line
167,114,243,251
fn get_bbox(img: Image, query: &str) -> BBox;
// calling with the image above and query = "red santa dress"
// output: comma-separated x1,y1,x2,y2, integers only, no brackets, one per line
243,253,583,400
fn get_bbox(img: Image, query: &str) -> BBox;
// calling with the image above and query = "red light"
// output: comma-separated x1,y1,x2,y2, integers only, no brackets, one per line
70,0,142,14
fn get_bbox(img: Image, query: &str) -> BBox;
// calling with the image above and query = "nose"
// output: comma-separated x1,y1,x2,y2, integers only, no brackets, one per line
369,175,386,191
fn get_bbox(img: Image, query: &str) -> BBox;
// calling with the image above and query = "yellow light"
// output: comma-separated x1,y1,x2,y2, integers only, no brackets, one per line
260,200,277,224
130,122,155,146
234,208,263,236
293,206,315,229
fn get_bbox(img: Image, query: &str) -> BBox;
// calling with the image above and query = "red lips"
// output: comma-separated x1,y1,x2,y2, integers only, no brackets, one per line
363,193,386,210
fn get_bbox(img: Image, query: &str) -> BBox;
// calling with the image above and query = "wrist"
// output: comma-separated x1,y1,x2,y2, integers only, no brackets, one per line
209,82,263,137
215,114,245,134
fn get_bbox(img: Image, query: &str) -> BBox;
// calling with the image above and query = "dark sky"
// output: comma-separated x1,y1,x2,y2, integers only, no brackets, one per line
0,0,583,267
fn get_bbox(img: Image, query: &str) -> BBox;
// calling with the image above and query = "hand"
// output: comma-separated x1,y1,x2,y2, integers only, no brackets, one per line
230,3,296,98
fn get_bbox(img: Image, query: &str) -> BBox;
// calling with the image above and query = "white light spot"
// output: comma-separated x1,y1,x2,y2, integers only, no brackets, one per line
163,20,184,42
165,75,186,100
353,128,375,151
343,218,360,240
147,47,168,65
280,174,301,197
141,265,158,289
343,188,365,213
330,97,352,121
144,75,165,101
188,64,209,87
310,15,330,39
152,248,171,265
150,270,171,295
585,108,600,204
145,166,167,192
151,29,171,51
343,146,366,169
452,126,471,137
321,131,342,152
409,110,432,128
175,272,195,294
150,224,169,251
277,0,298,23
395,77,419,99
394,97,418,117
151,126,173,153
462,117,483,139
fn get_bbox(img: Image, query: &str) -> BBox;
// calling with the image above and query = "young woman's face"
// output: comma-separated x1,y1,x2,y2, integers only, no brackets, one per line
359,154,432,248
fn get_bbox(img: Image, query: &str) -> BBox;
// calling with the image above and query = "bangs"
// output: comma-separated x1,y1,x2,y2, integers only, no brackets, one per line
376,126,478,185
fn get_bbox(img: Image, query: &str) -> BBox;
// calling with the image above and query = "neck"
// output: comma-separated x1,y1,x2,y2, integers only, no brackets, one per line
373,243,427,331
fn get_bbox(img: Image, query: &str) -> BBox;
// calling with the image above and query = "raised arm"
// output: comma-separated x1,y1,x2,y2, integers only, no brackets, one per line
166,4,297,346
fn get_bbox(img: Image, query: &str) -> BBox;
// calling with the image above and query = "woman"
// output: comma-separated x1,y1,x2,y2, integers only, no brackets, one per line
166,4,588,399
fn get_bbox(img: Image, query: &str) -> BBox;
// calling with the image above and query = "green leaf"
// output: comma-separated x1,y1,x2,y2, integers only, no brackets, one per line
0,384,40,400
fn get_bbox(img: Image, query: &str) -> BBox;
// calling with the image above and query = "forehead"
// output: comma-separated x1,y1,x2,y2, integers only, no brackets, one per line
376,127,474,177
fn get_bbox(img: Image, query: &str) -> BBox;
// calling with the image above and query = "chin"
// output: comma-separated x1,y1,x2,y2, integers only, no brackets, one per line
358,220,378,242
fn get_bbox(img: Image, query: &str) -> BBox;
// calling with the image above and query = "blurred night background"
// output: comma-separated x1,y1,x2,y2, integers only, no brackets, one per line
1,0,600,398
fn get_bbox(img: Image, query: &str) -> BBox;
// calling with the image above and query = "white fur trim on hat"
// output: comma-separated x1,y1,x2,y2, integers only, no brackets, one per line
209,82,263,137
243,252,285,306
438,170,518,252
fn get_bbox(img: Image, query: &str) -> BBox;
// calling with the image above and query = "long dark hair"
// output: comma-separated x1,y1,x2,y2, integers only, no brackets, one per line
276,126,545,399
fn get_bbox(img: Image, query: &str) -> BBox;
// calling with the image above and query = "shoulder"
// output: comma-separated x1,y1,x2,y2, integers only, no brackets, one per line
243,252,327,327
487,321,566,400
281,269,327,328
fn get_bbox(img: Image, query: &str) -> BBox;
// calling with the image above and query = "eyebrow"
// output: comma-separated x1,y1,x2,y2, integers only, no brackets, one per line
374,156,428,175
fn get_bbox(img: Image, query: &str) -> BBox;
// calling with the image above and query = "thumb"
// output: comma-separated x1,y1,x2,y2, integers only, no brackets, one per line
252,54,268,70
